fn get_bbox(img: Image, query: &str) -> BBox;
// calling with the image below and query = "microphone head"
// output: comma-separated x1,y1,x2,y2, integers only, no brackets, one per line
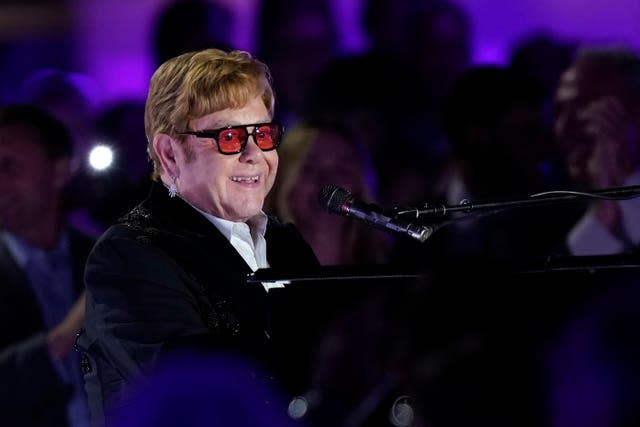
318,184,351,214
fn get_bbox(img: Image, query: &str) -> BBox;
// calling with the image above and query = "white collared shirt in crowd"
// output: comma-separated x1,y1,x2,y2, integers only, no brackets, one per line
568,169,640,255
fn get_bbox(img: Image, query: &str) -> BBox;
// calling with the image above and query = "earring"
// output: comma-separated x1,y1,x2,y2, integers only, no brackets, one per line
168,176,178,198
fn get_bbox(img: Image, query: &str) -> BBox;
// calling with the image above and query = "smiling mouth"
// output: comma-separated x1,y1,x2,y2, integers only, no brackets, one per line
230,175,259,183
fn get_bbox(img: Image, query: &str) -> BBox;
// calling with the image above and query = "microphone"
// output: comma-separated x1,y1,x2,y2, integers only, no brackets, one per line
318,184,433,242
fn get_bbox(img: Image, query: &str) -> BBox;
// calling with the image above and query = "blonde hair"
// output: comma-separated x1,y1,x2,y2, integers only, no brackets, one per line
266,124,317,220
144,48,275,179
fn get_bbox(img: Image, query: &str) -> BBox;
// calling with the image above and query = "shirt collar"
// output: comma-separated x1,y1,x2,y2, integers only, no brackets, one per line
187,203,268,242
246,212,269,239
1,230,70,268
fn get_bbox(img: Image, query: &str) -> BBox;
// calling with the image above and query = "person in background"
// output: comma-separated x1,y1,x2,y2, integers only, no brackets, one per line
360,0,473,206
75,48,319,427
266,120,389,266
392,65,580,268
553,46,640,255
509,33,577,131
439,66,550,201
509,33,578,191
17,68,105,237
256,0,339,128
151,0,235,67
0,104,93,427
17,69,99,174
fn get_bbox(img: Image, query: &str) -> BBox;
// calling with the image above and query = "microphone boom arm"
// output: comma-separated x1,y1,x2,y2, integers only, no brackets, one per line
394,184,640,220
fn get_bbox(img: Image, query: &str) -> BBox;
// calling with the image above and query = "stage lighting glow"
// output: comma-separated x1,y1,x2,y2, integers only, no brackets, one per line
88,145,114,171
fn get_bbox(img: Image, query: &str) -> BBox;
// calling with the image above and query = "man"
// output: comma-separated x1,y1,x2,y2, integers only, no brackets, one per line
0,105,93,427
76,49,319,426
553,46,640,255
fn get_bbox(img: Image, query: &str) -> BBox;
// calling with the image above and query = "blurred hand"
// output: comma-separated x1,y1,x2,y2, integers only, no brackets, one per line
578,96,639,230
579,96,637,188
47,292,85,360
578,96,640,234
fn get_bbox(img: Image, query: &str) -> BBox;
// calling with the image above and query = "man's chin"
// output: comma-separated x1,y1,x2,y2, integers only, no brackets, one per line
225,207,263,223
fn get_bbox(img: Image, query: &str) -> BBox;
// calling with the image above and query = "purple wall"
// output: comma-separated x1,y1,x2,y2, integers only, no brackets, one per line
22,0,640,108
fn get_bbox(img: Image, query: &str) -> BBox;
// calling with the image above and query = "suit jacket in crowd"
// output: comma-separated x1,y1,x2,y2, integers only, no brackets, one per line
0,229,95,427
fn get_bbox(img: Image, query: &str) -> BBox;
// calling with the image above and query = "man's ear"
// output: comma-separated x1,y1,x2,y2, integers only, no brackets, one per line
153,134,181,179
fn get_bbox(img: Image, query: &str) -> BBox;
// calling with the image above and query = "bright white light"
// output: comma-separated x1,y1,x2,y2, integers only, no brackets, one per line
88,145,114,171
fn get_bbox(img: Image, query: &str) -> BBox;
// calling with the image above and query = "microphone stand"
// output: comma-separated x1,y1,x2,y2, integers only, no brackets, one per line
393,184,640,221
389,183,640,273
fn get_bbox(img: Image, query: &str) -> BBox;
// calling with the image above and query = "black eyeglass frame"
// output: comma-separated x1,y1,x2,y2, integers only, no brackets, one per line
178,122,284,155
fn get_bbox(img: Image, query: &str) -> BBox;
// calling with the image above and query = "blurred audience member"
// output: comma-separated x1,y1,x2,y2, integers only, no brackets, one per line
151,0,235,66
392,66,580,268
510,33,577,126
266,120,389,265
0,104,93,427
509,34,578,191
362,0,415,55
553,46,640,255
256,0,339,128
407,0,473,179
436,64,573,259
16,68,104,236
17,68,100,172
360,0,473,206
302,53,419,207
408,0,472,112
441,66,551,199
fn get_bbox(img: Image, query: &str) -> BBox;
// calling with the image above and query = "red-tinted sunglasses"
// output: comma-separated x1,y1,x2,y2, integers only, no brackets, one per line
179,122,283,155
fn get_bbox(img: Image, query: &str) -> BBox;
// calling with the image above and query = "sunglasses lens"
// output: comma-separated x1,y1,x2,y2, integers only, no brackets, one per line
217,128,247,153
255,124,281,150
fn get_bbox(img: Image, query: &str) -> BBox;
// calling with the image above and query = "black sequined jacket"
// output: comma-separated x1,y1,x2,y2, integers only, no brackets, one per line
77,182,318,426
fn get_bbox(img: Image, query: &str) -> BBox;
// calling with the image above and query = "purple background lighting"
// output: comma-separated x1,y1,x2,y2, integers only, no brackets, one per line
1,0,639,108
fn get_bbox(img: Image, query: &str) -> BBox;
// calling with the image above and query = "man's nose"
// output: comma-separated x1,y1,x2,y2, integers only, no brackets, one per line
239,135,262,162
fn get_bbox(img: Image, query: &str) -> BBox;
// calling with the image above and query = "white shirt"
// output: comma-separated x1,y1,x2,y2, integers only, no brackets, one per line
204,212,269,272
568,170,640,255
188,204,279,291
1,230,91,427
